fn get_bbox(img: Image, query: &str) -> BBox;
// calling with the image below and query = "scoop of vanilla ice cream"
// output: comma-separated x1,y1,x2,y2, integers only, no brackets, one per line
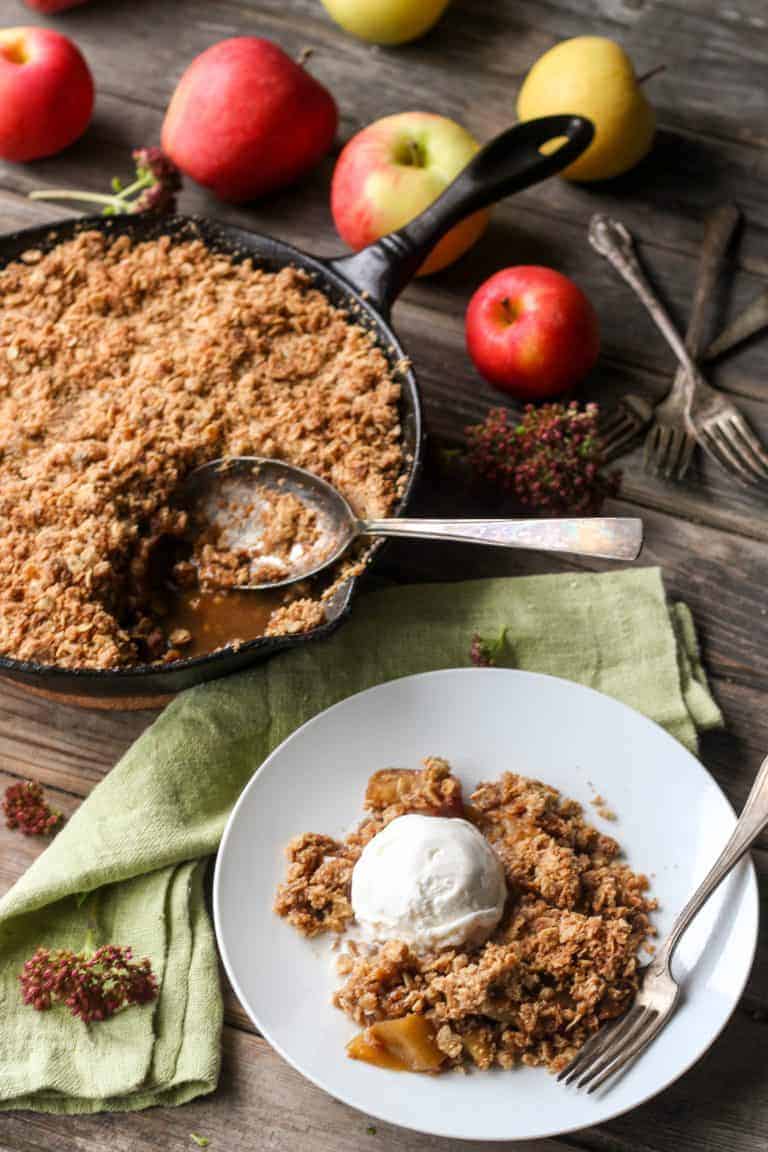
350,813,507,952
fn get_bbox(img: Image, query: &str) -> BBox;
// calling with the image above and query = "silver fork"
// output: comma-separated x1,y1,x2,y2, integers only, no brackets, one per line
599,395,654,462
600,286,768,463
559,751,768,1095
589,214,699,479
687,371,768,484
590,214,768,485
647,203,740,479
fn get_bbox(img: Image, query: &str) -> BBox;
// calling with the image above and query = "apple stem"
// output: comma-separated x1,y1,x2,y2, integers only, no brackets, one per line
637,63,666,85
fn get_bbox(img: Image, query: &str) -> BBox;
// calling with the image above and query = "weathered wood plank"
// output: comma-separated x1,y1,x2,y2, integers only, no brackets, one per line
11,0,768,148
0,681,153,794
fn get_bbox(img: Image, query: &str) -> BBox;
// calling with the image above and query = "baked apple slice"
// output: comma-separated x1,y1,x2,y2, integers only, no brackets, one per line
347,1014,446,1073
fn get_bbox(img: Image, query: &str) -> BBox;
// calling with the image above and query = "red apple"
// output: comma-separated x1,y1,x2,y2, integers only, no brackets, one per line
466,266,600,400
161,38,338,203
24,1,90,11
331,111,489,277
0,26,93,161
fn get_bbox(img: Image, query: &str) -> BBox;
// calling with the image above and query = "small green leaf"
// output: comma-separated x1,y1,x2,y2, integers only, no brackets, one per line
366,1125,377,1136
111,177,123,193
190,1136,210,1148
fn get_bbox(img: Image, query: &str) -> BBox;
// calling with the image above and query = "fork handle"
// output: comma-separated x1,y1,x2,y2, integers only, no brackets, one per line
705,288,768,362
589,215,698,378
685,203,740,357
651,753,768,976
668,204,740,405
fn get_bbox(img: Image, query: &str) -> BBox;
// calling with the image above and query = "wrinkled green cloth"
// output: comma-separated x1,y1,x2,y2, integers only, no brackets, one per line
0,567,721,1113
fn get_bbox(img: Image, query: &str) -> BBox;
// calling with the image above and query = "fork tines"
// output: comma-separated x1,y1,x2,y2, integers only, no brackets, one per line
600,410,638,462
557,1003,664,1094
698,412,768,486
643,423,696,481
600,395,654,463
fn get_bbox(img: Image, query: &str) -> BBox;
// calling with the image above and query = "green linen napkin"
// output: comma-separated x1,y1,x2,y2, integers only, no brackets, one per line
0,566,721,1114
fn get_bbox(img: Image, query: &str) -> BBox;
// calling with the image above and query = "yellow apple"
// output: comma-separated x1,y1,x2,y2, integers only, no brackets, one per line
330,111,489,276
516,36,656,182
319,0,450,46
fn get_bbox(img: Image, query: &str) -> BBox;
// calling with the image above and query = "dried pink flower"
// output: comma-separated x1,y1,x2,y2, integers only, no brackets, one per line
131,147,182,214
3,780,63,837
20,944,158,1023
465,402,618,516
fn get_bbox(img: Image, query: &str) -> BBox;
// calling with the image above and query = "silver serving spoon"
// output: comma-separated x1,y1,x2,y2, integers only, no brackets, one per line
182,457,643,591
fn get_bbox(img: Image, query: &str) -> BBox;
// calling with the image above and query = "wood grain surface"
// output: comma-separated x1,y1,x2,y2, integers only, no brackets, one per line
1,0,767,1148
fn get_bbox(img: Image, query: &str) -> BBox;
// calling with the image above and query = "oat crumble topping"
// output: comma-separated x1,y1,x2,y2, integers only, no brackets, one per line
0,231,403,667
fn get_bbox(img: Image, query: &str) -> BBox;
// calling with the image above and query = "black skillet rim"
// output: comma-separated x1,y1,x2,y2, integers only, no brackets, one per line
0,212,424,690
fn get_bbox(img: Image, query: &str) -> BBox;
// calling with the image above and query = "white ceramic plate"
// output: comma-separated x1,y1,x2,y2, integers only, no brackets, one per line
213,669,758,1142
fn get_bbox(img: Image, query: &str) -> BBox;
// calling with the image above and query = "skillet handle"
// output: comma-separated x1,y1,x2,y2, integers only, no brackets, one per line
327,114,593,316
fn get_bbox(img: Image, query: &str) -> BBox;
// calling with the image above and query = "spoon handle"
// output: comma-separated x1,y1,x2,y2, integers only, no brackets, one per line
359,517,643,561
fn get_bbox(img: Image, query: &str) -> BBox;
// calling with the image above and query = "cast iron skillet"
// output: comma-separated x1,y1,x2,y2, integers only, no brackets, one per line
0,114,593,704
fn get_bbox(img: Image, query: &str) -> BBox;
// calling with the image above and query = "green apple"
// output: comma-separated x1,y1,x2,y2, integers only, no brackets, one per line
319,0,450,45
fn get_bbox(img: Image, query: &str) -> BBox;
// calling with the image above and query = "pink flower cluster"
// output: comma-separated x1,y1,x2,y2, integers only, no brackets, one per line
465,402,616,516
20,945,158,1024
3,780,63,837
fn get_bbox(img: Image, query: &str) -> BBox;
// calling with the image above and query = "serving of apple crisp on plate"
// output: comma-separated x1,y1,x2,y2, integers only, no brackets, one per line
214,669,758,1141
275,756,656,1075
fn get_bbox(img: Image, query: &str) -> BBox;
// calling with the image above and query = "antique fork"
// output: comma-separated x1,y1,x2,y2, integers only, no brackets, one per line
598,202,736,467
591,214,768,484
600,287,768,462
590,212,701,478
647,203,740,478
559,751,768,1095
599,394,654,462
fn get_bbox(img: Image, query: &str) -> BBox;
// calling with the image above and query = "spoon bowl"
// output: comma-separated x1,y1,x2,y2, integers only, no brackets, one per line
182,457,358,591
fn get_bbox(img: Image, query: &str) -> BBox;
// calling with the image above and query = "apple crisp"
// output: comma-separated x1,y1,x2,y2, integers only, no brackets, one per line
274,759,655,1074
0,230,403,668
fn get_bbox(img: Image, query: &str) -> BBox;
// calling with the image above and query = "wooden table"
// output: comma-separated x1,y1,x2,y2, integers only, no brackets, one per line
1,1,767,1148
